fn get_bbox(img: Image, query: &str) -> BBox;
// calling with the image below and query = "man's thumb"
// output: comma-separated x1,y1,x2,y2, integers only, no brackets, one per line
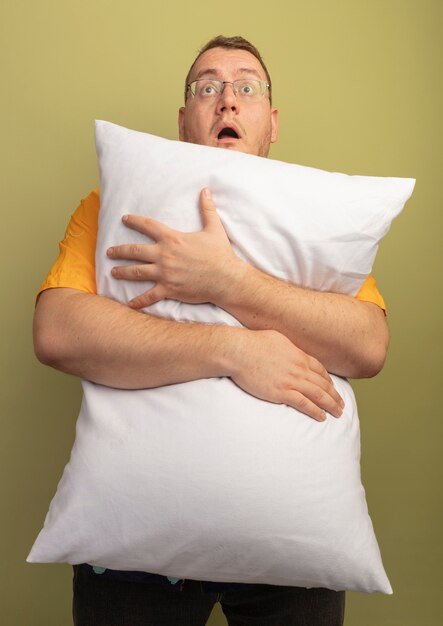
200,187,220,229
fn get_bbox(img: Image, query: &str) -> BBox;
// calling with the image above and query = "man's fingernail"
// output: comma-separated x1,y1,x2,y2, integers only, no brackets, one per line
203,187,211,199
122,214,129,222
107,247,114,256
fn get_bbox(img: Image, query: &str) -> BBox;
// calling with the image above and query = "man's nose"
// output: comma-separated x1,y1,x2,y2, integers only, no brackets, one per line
216,83,239,113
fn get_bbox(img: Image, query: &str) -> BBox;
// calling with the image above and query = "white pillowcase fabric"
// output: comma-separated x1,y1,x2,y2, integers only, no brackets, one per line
27,120,415,593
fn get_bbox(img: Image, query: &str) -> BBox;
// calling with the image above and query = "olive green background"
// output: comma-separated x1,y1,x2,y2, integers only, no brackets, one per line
1,0,441,624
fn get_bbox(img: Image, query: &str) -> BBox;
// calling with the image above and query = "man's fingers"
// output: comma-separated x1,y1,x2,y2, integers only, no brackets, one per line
285,378,343,421
308,370,345,414
284,390,327,422
295,375,344,418
199,187,224,232
111,263,157,281
107,243,157,262
128,286,165,309
121,214,168,240
291,351,344,414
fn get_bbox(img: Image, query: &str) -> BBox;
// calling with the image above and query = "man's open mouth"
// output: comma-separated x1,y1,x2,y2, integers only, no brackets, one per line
217,127,240,139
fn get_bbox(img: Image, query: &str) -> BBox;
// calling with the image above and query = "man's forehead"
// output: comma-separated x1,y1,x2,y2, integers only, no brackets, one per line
190,47,266,82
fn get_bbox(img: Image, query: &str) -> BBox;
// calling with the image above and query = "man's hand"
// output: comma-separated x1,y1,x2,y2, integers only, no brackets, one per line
230,329,344,422
107,187,241,308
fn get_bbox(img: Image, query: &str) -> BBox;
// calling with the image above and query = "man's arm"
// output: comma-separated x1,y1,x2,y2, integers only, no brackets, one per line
109,189,389,378
34,287,344,422
199,267,388,379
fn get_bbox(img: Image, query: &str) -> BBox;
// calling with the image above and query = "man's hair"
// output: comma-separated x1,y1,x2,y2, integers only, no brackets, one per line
184,35,272,104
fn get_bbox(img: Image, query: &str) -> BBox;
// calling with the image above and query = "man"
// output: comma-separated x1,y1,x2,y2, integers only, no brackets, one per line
34,35,388,625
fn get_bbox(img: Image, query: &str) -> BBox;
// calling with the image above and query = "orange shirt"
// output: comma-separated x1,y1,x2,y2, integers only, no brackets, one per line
38,188,386,312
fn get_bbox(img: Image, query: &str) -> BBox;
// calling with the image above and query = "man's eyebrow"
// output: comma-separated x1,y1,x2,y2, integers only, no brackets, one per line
192,67,264,81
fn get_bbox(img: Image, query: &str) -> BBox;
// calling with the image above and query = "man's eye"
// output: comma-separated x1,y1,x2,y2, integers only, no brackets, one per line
239,83,256,96
200,83,218,96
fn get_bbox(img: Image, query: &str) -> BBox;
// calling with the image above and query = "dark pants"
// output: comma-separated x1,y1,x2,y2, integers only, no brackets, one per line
73,564,345,626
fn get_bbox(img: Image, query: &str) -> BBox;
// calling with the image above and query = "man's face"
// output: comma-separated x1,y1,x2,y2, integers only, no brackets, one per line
178,47,278,158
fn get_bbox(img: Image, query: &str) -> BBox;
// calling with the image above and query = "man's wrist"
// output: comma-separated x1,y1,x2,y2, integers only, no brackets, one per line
211,257,254,309
207,325,251,379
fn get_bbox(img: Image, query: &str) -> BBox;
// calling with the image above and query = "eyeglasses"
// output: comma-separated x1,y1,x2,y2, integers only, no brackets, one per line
187,79,270,102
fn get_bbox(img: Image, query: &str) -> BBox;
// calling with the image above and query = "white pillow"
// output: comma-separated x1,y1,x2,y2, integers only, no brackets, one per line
28,120,415,593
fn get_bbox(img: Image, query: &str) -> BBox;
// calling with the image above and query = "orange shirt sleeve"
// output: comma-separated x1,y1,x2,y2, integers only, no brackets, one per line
38,189,100,299
37,188,386,314
354,274,386,313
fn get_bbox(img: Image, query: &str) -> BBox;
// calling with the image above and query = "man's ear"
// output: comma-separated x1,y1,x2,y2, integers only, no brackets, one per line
270,107,279,144
178,107,186,141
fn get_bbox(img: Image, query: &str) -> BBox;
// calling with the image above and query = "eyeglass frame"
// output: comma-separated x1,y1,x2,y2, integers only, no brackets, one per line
186,78,271,102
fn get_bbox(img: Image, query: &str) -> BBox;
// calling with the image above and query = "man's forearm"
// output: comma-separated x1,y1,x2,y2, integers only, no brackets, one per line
213,262,389,379
34,288,235,389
